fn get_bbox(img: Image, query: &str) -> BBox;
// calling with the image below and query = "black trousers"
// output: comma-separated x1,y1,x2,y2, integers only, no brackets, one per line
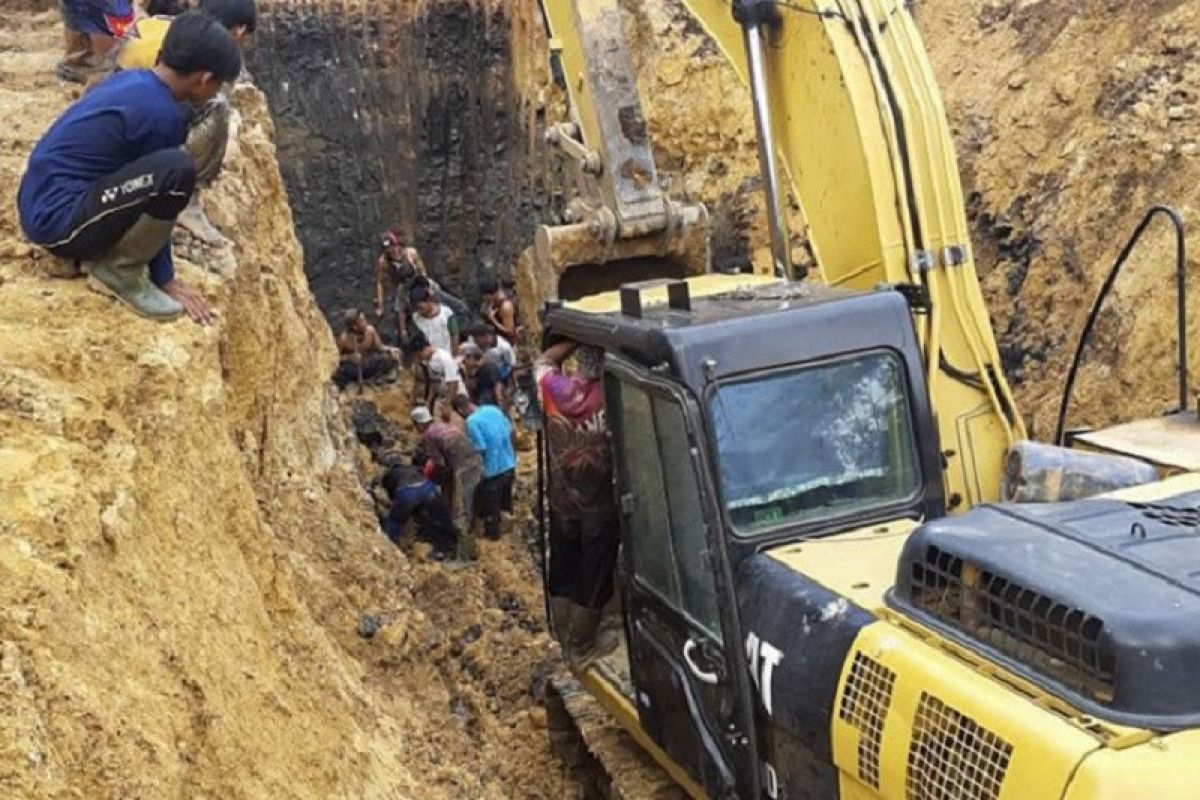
333,352,398,389
548,509,619,609
47,148,195,261
476,468,514,539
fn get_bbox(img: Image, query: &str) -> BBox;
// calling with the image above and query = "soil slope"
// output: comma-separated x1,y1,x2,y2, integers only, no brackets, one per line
0,12,572,799
920,0,1200,436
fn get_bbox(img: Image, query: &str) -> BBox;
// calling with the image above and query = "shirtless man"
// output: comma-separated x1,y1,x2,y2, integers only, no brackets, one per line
374,231,426,344
478,277,518,343
334,309,398,389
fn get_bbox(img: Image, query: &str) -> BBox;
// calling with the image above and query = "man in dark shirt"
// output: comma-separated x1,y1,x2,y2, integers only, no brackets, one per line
18,11,240,323
380,465,457,560
459,341,506,408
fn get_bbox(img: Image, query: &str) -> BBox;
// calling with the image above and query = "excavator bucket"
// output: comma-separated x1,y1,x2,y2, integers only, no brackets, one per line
534,203,710,303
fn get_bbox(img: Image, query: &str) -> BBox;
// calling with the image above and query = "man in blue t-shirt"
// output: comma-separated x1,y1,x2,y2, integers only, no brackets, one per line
453,394,516,540
18,11,240,323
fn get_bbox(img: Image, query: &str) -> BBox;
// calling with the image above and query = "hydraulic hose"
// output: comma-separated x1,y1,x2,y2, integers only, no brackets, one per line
1054,205,1187,445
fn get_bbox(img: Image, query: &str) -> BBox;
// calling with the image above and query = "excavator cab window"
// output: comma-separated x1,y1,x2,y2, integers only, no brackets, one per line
609,373,721,639
707,351,922,537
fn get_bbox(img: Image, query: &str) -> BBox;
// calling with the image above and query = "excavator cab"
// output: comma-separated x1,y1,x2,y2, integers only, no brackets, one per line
537,276,945,798
537,276,1200,800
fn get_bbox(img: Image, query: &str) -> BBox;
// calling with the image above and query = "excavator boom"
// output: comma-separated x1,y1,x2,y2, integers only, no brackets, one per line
535,0,710,301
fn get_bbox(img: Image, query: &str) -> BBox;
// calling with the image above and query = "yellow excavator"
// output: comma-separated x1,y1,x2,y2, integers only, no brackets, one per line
526,1,1200,797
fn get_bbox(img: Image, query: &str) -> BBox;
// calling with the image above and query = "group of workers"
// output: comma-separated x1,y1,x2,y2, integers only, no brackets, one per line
357,239,522,567
362,241,618,664
19,0,258,324
21,0,620,668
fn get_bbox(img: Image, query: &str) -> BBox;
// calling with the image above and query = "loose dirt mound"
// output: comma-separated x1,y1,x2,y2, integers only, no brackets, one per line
0,13,573,799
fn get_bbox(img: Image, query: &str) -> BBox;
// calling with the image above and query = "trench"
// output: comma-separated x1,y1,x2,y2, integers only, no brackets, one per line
244,1,760,793
246,1,603,793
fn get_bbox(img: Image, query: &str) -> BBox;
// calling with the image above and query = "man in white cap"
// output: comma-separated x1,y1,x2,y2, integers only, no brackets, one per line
412,403,483,561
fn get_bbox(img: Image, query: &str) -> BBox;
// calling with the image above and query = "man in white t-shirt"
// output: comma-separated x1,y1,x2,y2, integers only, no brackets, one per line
409,331,467,411
411,285,460,356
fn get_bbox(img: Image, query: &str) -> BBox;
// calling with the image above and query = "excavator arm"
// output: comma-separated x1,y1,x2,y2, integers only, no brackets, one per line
538,0,1027,506
535,0,711,300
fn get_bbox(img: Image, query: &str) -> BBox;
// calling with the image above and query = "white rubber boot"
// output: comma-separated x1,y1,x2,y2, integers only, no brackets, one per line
85,215,183,320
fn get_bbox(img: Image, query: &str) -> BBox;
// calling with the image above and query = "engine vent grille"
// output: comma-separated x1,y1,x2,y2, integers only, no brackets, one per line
1129,500,1200,528
909,545,1115,702
906,693,1013,800
839,652,896,788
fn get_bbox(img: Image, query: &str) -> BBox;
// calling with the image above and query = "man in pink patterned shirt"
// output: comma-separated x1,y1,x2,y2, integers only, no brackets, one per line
537,340,619,666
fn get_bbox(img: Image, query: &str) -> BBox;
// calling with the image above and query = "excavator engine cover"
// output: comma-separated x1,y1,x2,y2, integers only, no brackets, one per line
891,492,1200,728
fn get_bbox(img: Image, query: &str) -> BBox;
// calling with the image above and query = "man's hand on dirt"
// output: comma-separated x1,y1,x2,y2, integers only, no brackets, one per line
162,279,214,326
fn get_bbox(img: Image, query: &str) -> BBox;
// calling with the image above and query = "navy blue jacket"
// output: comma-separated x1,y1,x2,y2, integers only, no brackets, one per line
18,70,186,285
382,479,455,551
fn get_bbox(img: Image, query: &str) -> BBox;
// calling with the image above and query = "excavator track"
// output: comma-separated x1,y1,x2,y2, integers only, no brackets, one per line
546,670,688,800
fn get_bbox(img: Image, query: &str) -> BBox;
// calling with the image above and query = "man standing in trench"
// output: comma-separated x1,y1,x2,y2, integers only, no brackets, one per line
537,340,620,667
453,394,515,543
412,404,483,562
374,231,423,344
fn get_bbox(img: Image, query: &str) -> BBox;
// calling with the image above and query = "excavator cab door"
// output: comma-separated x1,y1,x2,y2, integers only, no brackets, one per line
604,357,760,798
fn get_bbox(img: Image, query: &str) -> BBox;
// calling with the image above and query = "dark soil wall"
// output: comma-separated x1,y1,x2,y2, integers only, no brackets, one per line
249,0,548,323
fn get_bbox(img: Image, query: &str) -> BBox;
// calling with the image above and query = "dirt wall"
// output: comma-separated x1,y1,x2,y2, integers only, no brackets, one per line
248,0,552,321
918,0,1200,437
